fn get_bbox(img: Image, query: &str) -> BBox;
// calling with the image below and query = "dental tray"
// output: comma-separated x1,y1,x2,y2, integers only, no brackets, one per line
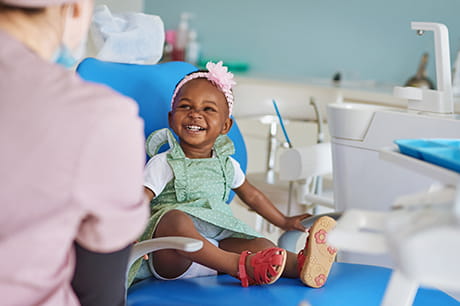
394,139,460,173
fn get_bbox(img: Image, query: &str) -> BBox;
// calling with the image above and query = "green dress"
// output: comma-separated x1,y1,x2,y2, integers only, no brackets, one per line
128,128,261,285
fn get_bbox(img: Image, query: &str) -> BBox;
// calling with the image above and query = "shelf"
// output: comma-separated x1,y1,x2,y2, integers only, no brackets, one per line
379,147,460,186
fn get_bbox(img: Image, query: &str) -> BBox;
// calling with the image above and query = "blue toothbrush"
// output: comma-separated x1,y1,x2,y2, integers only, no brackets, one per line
272,99,292,148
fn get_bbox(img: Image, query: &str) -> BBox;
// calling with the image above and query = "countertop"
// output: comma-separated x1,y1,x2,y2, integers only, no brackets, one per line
232,76,460,119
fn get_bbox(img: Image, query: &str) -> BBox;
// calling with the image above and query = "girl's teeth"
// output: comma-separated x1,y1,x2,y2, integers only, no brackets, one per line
187,125,204,131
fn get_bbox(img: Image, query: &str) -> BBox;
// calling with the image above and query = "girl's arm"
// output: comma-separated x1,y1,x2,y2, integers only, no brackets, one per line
234,179,310,232
144,186,155,202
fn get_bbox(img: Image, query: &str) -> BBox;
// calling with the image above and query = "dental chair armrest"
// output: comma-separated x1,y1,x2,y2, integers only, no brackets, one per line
128,237,203,268
278,212,342,253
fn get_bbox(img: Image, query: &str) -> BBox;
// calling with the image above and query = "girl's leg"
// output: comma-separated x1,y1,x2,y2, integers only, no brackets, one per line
219,237,299,278
152,210,241,279
152,210,287,284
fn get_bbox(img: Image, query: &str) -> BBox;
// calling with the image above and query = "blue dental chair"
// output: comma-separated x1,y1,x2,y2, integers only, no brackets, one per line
76,58,459,306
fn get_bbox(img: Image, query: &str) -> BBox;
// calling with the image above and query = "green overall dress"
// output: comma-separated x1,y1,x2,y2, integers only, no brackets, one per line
128,128,261,285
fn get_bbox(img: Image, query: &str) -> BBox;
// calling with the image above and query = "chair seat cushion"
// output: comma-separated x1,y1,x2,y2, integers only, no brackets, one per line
127,262,459,306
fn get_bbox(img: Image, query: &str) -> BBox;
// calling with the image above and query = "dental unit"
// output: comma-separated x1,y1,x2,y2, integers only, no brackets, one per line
325,22,460,305
327,21,460,232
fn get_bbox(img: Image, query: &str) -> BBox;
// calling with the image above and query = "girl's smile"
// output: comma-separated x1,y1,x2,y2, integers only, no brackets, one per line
184,124,206,133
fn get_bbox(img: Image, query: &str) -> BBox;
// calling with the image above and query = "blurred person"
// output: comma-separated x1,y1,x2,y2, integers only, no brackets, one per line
0,0,149,305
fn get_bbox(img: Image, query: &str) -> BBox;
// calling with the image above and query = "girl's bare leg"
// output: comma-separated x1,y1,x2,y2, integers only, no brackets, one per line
152,210,241,279
219,238,299,278
152,210,297,280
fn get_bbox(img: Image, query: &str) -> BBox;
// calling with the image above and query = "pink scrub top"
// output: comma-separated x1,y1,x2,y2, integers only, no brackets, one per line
0,30,149,305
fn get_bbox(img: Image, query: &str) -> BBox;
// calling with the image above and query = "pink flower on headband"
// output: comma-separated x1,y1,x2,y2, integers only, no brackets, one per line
206,61,236,116
206,61,236,94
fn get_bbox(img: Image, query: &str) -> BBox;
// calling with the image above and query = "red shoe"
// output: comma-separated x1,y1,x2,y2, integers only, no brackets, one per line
238,247,287,287
298,216,337,288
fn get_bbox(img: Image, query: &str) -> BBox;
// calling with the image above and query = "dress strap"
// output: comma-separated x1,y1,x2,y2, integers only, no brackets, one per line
145,128,185,158
166,157,188,202
146,128,188,201
214,135,235,156
214,135,235,201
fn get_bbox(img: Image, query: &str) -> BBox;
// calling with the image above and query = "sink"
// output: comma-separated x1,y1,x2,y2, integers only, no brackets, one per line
327,103,401,141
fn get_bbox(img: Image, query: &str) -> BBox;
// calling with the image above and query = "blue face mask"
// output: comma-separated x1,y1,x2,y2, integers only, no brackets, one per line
53,45,78,69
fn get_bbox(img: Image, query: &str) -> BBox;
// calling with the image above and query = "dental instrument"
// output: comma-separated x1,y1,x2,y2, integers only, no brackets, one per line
272,99,295,215
272,99,293,148
278,97,334,216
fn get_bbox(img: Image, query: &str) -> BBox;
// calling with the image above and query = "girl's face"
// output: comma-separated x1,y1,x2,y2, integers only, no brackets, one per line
169,78,233,158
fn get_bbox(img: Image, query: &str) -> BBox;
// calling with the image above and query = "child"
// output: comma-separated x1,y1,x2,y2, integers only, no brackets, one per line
128,61,337,288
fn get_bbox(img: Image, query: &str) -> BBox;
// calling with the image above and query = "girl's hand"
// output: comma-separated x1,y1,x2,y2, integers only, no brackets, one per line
281,213,312,232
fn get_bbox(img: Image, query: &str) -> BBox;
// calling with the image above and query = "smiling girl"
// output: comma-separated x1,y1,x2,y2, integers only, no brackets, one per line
128,62,337,289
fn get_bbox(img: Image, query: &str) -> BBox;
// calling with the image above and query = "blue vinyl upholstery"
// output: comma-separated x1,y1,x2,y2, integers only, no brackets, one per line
127,263,459,306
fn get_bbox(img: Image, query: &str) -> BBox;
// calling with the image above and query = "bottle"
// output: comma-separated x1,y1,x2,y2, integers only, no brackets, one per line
172,13,190,61
185,29,200,66
161,30,175,62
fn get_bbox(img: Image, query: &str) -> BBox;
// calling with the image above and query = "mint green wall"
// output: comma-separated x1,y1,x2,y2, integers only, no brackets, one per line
145,0,460,86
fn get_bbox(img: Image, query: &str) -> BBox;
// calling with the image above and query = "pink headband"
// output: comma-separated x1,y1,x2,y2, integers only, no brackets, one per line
171,61,236,116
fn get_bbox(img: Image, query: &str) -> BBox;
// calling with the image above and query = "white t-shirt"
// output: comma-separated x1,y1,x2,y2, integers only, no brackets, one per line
144,150,245,197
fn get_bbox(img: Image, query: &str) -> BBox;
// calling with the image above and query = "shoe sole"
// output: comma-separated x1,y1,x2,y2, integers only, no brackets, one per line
300,216,337,288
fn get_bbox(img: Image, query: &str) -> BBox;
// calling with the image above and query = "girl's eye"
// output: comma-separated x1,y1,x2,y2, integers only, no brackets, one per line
177,104,191,110
204,107,216,112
